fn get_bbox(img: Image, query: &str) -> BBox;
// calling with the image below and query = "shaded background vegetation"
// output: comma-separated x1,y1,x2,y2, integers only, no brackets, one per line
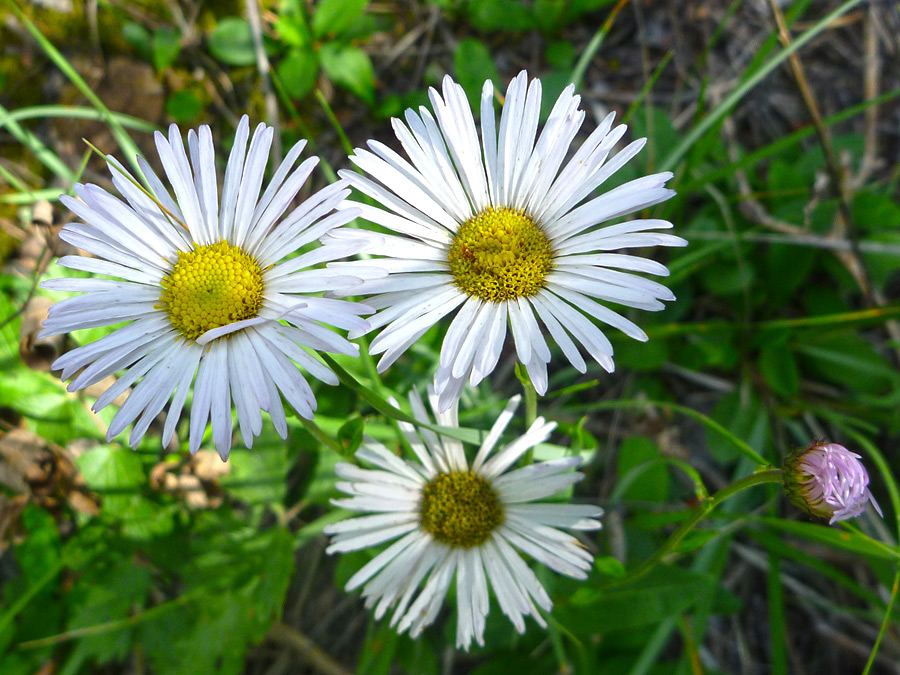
1,0,900,673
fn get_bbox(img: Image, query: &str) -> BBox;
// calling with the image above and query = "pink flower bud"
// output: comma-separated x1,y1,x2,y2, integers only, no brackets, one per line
783,441,882,524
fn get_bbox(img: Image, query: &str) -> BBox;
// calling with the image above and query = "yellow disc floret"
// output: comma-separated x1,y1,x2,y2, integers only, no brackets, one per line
158,241,264,342
419,471,504,548
447,207,553,302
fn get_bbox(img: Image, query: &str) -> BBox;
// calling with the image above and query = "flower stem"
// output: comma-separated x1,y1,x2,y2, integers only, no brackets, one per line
514,362,538,427
609,468,783,587
515,363,539,464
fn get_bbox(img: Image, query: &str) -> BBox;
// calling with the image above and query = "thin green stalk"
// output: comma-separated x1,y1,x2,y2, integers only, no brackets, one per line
685,86,900,191
320,353,485,445
767,549,788,675
2,105,158,131
299,417,347,457
5,0,144,174
609,469,784,587
659,0,867,172
563,398,769,467
862,568,900,675
316,89,354,157
0,560,64,637
17,589,199,649
0,101,76,183
622,50,674,126
514,362,538,427
570,0,628,91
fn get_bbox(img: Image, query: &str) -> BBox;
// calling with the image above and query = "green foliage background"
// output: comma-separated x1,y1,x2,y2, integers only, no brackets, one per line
1,0,899,673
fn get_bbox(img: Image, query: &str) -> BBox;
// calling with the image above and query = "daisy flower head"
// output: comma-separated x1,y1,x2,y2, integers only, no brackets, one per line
41,117,373,459
783,440,882,524
324,390,602,650
327,71,687,411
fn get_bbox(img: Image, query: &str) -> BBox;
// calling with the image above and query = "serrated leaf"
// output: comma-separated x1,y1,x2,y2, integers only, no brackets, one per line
312,0,368,39
319,43,375,104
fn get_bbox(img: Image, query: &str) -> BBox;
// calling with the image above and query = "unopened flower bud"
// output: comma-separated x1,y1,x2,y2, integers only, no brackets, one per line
783,440,882,524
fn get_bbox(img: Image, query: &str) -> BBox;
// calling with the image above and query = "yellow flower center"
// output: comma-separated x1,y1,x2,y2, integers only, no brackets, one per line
419,471,504,548
447,207,553,302
158,241,264,342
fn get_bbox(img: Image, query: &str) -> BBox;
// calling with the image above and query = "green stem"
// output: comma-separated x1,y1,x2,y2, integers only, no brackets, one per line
659,0,866,172
609,469,784,587
569,0,627,91
515,363,539,464
562,398,769,467
299,416,346,457
862,567,900,675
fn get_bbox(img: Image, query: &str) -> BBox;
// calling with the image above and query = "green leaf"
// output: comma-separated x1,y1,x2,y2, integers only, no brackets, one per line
62,560,152,669
208,17,257,67
617,436,670,503
337,415,365,455
555,566,718,634
276,48,319,99
275,7,312,48
707,388,770,464
453,38,500,109
319,43,375,104
141,526,294,675
759,517,899,561
151,28,180,71
224,424,298,504
545,40,575,69
77,445,143,515
121,21,151,61
798,333,899,394
165,90,202,123
466,0,535,32
759,345,799,398
312,0,368,38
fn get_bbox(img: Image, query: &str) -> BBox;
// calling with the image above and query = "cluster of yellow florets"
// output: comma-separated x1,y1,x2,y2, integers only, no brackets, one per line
158,240,264,342
447,207,553,302
419,471,504,548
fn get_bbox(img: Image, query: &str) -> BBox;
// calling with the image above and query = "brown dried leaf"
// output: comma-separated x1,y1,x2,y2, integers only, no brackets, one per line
19,295,65,371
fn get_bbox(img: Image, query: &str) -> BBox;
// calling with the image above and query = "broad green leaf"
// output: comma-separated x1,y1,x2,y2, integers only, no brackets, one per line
759,517,899,561
453,38,500,109
152,28,180,71
62,560,152,669
76,445,144,515
208,17,257,67
312,0,368,38
554,566,719,634
165,90,202,123
617,436,670,503
224,424,298,504
276,48,319,99
319,43,375,104
707,388,770,464
545,40,575,69
466,0,535,32
798,333,899,394
121,21,151,61
759,345,799,398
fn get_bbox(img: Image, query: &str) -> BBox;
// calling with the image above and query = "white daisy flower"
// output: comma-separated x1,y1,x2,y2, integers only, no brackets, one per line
41,117,374,459
327,71,687,410
324,390,602,650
